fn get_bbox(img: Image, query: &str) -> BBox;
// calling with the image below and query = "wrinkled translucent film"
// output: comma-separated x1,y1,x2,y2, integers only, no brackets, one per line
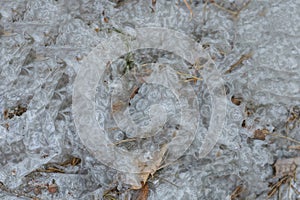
73,27,226,187
0,0,299,199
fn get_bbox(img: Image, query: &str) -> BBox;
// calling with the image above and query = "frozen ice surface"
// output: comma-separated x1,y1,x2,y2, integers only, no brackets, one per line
0,0,299,199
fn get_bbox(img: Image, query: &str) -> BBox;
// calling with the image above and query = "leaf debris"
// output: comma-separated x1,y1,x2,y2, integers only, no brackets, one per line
183,0,193,18
177,71,202,83
135,182,149,200
224,51,253,74
211,0,252,18
230,185,244,200
268,157,300,198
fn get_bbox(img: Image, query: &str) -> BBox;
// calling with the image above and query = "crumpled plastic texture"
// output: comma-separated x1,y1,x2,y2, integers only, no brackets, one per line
0,0,299,199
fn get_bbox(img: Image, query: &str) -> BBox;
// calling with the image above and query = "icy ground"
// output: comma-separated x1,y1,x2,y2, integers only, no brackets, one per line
0,0,300,199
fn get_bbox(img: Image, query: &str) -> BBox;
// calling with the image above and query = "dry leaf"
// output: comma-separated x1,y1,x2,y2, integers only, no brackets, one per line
48,183,58,194
231,95,243,106
112,101,125,113
104,17,109,23
136,182,149,200
288,145,300,150
253,129,269,140
274,157,299,177
131,145,168,189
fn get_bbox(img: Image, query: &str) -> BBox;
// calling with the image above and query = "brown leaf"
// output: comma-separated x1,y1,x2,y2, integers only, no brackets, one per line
131,145,168,189
288,145,300,150
152,0,156,7
274,157,299,177
3,109,8,120
112,101,125,113
136,182,149,200
253,129,269,140
48,183,58,194
231,95,243,106
104,17,109,23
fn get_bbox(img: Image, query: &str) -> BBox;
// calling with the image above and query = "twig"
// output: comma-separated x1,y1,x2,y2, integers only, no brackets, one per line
114,0,133,8
212,0,252,18
183,0,193,18
212,2,237,16
156,160,180,171
35,166,65,173
160,177,179,188
290,184,300,195
224,51,253,74
0,182,38,199
268,175,291,198
130,86,140,99
269,134,300,145
230,185,244,200
177,71,202,82
151,0,156,12
112,138,137,146
202,0,208,25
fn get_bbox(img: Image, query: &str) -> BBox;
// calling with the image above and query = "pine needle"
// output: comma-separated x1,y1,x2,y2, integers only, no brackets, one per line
183,0,193,18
